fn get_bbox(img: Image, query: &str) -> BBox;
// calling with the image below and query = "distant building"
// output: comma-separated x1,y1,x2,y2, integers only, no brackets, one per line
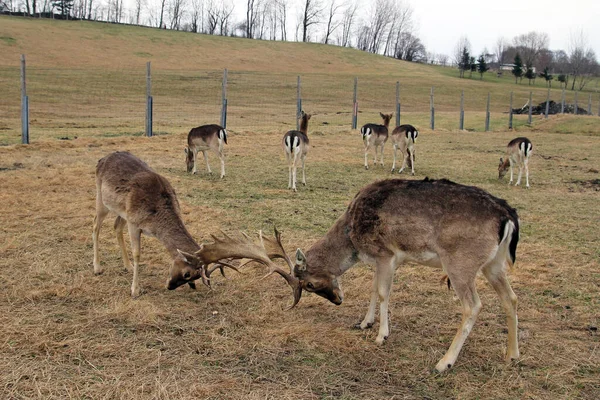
500,64,536,73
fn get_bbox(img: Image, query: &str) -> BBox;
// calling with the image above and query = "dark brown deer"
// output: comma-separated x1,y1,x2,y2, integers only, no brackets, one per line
92,151,236,296
187,178,521,372
390,124,418,175
283,111,311,191
185,124,228,178
361,112,392,169
498,137,533,188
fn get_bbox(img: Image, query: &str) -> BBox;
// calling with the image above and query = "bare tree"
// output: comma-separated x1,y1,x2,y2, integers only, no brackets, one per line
168,0,186,30
189,0,203,32
512,31,549,69
453,36,471,67
323,0,343,44
568,30,599,91
362,0,394,54
494,36,508,67
438,53,449,66
338,0,357,47
245,0,261,38
389,1,414,58
300,0,322,42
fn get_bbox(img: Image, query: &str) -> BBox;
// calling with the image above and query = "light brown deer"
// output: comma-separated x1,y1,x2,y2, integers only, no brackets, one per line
92,151,236,296
185,124,228,178
361,112,392,169
186,178,521,372
283,111,311,191
390,124,418,175
498,137,533,188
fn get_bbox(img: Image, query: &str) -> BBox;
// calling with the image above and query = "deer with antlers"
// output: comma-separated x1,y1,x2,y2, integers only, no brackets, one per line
283,111,311,191
390,124,419,175
361,112,392,169
92,151,237,296
185,124,228,178
193,178,521,372
498,137,533,188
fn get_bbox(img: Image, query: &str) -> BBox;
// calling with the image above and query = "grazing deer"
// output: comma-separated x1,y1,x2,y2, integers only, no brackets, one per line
498,137,533,188
193,178,521,372
92,151,236,296
390,124,419,175
283,111,311,191
361,112,392,169
185,124,228,179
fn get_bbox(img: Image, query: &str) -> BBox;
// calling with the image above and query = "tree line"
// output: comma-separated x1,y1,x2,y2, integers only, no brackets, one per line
453,31,599,91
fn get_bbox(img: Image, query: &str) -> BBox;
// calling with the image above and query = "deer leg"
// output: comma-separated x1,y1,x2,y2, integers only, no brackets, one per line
373,145,378,166
409,148,415,175
398,150,407,174
218,150,225,179
391,144,397,172
482,261,519,362
192,148,198,174
202,151,211,174
114,216,131,271
435,270,482,372
364,144,370,170
292,152,298,191
92,206,109,275
508,160,514,185
379,143,385,167
301,154,306,186
375,257,396,344
356,270,379,330
524,158,530,188
127,222,143,298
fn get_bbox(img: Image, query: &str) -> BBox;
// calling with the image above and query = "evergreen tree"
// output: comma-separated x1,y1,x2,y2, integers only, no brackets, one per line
477,54,489,80
468,56,476,78
52,0,74,17
557,74,568,89
525,67,535,85
459,48,470,78
539,67,554,88
512,53,523,84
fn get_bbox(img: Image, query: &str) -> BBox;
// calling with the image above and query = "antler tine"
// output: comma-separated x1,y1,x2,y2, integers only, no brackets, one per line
259,227,295,275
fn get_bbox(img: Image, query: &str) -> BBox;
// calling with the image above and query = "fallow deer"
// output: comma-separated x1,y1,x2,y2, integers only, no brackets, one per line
361,112,392,169
92,151,236,296
283,111,311,191
190,178,521,372
498,137,533,188
390,124,419,175
185,124,228,179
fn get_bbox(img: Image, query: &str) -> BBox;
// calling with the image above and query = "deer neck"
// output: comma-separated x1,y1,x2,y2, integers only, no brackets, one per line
156,217,201,258
307,215,359,277
300,118,309,135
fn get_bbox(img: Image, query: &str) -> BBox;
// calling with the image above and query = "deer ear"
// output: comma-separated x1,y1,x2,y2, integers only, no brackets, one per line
184,147,189,155
499,157,503,163
295,248,307,271
177,249,198,264
380,112,384,118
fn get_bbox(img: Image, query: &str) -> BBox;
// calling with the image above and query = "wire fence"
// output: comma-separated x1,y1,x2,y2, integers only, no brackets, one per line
1,58,599,145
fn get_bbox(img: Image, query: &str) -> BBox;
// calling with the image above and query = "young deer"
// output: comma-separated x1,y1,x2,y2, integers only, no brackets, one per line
93,151,235,296
498,137,533,188
283,111,311,191
185,124,228,179
361,112,392,169
390,124,419,175
194,178,521,372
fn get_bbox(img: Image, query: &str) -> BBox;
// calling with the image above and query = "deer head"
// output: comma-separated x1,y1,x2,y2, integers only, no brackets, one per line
184,147,194,173
379,112,393,127
498,157,509,179
293,248,343,305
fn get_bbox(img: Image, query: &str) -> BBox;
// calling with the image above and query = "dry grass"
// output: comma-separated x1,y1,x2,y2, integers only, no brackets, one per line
1,127,599,399
0,15,599,399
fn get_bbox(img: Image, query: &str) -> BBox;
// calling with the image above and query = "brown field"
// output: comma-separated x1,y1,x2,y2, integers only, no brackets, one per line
1,15,599,400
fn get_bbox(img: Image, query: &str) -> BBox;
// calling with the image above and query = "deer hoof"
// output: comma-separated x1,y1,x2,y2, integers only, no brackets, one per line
375,335,388,345
365,166,369,170
354,322,373,330
434,360,453,373
93,267,104,275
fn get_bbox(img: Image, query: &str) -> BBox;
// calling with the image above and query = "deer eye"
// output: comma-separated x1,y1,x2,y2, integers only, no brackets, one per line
183,272,191,279
306,282,315,290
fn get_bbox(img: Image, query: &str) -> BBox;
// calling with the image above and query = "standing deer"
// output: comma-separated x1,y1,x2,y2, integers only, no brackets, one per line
361,112,392,169
92,151,236,297
498,137,533,188
390,124,419,175
190,178,521,372
283,111,311,191
185,124,228,178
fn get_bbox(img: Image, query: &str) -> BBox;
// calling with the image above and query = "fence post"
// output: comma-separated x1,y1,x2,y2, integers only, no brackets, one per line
509,91,513,129
20,54,29,144
588,94,592,115
528,91,533,125
544,88,550,119
220,69,228,128
352,77,358,129
430,86,435,130
561,88,565,114
145,61,152,137
574,91,578,114
485,92,490,131
598,95,600,117
296,76,302,130
459,90,465,131
395,81,400,127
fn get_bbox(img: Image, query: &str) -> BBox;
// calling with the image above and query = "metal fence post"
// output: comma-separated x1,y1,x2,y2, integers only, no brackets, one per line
528,91,533,124
459,90,464,130
574,91,578,115
395,81,400,127
545,88,550,119
21,54,29,144
509,91,513,129
598,95,600,117
296,76,302,130
485,92,490,131
352,77,358,129
588,94,592,115
145,61,152,137
561,88,565,114
430,87,435,130
221,69,228,128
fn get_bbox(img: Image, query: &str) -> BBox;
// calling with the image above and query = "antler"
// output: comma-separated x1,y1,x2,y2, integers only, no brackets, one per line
194,228,302,309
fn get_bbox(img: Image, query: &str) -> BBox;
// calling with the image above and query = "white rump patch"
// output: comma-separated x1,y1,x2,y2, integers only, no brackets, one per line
219,129,227,141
